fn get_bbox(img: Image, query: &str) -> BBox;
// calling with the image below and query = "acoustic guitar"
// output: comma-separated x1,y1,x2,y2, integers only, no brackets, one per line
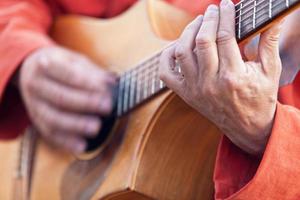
0,0,299,199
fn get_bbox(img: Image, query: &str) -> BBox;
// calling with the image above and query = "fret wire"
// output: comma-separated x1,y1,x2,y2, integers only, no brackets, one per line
129,52,161,74
237,0,279,29
145,59,159,97
152,66,158,94
239,0,287,36
235,0,266,21
123,72,130,113
117,0,299,115
136,64,141,104
269,0,273,18
117,75,124,116
238,1,270,27
135,64,144,104
150,64,155,95
234,0,293,21
238,0,244,39
137,60,160,97
143,65,149,99
236,0,291,26
121,53,160,105
253,0,257,29
135,65,161,105
129,69,136,109
235,0,260,15
130,54,160,79
160,80,165,89
138,66,144,104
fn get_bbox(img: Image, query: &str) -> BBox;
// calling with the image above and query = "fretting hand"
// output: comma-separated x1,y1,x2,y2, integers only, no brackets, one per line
159,0,282,155
19,46,116,154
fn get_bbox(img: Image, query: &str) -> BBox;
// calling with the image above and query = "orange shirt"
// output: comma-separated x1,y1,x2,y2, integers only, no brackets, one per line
0,0,299,199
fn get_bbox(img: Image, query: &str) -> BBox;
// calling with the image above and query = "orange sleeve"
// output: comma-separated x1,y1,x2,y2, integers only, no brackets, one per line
0,0,55,139
214,74,300,199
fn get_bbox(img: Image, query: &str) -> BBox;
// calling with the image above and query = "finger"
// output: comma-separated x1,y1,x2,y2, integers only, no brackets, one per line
32,99,101,137
39,50,116,92
258,21,283,76
175,15,203,81
195,5,219,77
218,0,243,72
31,76,113,114
48,132,86,154
159,46,184,93
243,36,260,61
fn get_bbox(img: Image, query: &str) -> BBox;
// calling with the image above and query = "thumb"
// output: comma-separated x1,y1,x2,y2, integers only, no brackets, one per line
258,21,283,76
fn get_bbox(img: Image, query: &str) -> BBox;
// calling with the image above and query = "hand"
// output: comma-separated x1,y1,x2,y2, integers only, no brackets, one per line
19,46,117,154
159,0,282,155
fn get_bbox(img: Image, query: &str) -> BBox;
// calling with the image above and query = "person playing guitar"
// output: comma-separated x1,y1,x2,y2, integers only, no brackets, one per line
0,0,300,199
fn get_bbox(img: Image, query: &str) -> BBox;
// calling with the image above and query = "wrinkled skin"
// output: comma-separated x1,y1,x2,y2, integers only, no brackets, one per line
159,0,282,155
19,47,116,154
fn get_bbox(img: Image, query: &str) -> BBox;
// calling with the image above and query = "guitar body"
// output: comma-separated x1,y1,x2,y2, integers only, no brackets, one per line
0,0,221,199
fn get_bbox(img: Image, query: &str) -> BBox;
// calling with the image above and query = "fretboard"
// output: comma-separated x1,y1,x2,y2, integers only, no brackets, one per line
236,0,299,40
116,51,164,116
116,0,300,117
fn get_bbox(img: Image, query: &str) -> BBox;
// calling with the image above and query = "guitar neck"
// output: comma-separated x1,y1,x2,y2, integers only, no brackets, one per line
115,0,300,117
236,0,300,42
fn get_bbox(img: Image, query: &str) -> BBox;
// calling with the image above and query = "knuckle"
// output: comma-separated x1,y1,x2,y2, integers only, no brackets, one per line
195,34,213,49
42,111,57,129
221,73,239,90
52,89,65,107
217,30,234,44
175,44,189,61
267,34,280,44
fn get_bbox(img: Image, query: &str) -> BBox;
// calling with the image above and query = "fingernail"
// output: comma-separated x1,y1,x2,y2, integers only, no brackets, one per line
221,0,230,6
74,141,86,153
207,4,219,11
86,120,100,133
195,15,204,23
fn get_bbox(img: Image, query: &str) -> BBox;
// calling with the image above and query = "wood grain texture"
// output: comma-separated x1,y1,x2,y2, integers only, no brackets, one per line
0,138,20,200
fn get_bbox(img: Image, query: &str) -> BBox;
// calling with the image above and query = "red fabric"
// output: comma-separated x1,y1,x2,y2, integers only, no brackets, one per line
1,0,300,199
0,0,214,139
214,73,300,199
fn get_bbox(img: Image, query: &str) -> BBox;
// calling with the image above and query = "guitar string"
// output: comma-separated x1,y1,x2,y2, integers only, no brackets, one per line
118,0,293,112
235,0,288,26
235,0,269,20
235,0,290,18
133,0,291,74
236,0,287,36
118,55,161,111
128,0,289,80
